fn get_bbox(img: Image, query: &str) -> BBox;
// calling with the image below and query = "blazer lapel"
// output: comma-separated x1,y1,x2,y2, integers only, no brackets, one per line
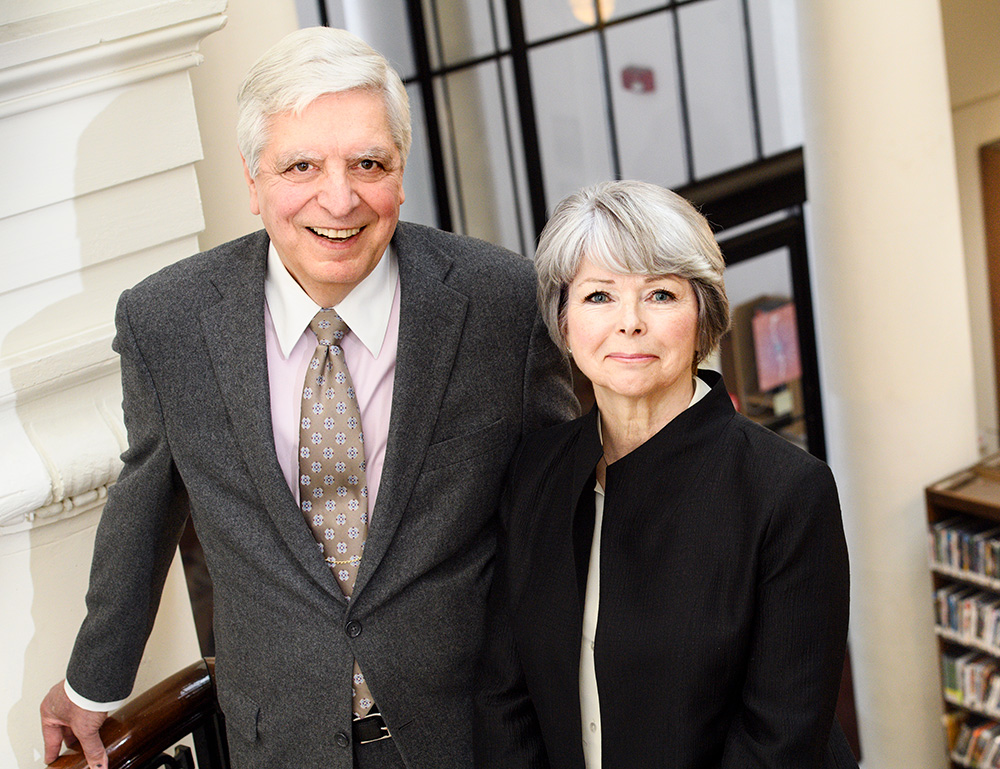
353,222,469,595
200,232,340,594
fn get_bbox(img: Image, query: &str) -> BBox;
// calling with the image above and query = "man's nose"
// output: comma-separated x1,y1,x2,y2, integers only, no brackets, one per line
317,171,359,216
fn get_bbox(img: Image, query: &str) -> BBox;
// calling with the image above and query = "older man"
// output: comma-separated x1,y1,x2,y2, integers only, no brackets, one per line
41,27,576,769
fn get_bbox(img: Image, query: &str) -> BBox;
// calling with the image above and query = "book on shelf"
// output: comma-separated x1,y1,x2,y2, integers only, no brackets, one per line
955,719,977,758
986,674,1000,714
931,517,1000,582
946,710,971,753
970,721,1000,766
980,595,1000,648
946,651,982,704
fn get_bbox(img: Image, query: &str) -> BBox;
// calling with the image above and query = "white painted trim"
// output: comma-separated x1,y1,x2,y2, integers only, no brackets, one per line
0,14,226,118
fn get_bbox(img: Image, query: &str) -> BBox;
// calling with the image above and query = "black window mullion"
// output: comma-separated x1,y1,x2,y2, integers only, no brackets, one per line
595,22,622,180
670,3,696,183
504,0,548,237
405,0,453,231
740,0,764,160
487,1,530,255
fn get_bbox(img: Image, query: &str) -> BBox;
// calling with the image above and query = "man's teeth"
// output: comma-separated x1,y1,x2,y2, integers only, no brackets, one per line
310,226,361,240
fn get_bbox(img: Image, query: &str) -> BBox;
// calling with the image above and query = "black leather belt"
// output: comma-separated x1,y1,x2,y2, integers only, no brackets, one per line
353,712,391,744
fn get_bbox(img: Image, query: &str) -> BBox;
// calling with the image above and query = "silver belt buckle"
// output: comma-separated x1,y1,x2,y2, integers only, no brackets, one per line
356,713,392,744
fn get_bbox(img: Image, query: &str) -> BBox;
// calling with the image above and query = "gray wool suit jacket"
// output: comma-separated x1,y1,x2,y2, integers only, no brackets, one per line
66,221,577,769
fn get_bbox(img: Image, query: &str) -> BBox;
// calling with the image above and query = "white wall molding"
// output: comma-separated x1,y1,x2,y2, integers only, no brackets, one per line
0,12,226,119
0,0,226,535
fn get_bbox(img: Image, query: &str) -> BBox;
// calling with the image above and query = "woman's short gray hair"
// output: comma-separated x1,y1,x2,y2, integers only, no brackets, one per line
237,27,412,178
534,180,730,365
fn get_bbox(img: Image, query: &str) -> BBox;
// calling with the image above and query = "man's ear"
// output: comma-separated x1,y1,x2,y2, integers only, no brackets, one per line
241,154,260,216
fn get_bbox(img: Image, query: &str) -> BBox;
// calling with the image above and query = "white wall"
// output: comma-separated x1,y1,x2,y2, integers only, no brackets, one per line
798,2,978,767
0,2,225,765
189,0,300,252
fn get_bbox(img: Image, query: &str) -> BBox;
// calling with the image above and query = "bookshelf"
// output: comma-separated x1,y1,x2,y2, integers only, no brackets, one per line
927,454,1000,768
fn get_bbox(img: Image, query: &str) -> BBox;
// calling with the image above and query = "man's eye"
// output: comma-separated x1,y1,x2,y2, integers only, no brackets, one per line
289,161,311,173
358,159,380,171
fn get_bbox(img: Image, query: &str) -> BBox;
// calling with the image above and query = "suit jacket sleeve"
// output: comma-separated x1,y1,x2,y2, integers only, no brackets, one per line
65,288,190,701
720,459,850,768
474,448,550,769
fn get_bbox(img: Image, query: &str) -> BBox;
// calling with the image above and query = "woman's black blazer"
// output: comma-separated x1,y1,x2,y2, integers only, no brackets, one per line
475,370,853,769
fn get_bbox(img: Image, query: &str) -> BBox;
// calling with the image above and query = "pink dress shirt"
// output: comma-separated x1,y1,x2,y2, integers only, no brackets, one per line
67,243,400,713
263,242,399,515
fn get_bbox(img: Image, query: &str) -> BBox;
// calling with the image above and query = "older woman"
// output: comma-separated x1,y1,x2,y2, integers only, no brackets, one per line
474,181,855,769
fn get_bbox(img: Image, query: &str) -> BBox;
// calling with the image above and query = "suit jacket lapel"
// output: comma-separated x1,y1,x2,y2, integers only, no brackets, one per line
353,222,469,595
199,232,340,595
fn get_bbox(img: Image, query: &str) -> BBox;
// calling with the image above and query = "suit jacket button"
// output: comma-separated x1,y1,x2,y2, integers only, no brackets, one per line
346,620,362,638
335,731,350,748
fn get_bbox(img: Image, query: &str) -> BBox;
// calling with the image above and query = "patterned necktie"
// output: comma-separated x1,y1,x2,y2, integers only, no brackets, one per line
298,309,374,718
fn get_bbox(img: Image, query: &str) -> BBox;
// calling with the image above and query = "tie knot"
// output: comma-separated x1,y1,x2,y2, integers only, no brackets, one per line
310,309,350,348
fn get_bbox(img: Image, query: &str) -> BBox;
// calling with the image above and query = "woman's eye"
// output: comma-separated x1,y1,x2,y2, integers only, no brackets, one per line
584,292,610,303
652,290,675,302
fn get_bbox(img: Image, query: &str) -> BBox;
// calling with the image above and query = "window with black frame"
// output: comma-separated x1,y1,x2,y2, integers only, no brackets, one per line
304,0,806,251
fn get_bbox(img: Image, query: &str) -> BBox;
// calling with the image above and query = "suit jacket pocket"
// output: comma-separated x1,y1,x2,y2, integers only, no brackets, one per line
216,683,261,744
422,417,510,472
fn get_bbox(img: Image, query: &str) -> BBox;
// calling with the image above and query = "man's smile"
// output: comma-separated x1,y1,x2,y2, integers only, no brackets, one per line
308,225,363,241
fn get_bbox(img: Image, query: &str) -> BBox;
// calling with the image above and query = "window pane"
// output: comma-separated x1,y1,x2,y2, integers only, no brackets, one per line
523,0,591,43
677,0,756,178
604,12,687,188
530,34,613,214
747,0,804,155
400,84,438,227
436,62,526,252
611,0,668,17
724,246,792,308
428,0,509,67
339,0,416,78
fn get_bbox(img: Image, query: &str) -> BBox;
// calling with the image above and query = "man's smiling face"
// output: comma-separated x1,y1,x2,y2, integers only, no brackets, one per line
243,89,405,308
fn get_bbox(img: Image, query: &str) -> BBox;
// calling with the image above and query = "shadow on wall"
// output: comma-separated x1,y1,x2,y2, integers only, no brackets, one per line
4,90,204,766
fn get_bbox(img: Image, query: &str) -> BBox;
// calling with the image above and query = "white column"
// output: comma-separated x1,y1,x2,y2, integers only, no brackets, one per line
0,2,225,765
797,2,978,767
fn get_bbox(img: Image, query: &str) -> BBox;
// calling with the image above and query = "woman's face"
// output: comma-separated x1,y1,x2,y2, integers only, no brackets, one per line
564,258,700,409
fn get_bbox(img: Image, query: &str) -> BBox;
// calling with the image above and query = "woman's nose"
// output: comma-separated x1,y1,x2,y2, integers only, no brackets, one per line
618,303,645,335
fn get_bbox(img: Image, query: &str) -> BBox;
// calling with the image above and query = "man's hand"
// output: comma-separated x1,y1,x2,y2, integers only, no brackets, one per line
41,681,109,769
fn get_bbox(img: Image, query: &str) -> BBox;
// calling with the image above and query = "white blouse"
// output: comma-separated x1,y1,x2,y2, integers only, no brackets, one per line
579,376,712,768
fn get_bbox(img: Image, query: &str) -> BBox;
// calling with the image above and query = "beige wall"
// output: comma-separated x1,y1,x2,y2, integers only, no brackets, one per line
798,1,979,766
190,0,300,251
942,0,1000,455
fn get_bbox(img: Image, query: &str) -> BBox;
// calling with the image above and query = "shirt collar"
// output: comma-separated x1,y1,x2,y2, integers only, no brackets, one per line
264,241,398,359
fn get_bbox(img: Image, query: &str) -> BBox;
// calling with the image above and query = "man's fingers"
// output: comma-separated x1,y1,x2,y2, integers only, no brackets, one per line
40,680,109,768
76,729,110,769
41,721,70,763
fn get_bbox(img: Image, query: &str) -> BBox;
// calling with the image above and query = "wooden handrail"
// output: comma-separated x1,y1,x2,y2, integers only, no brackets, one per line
50,658,224,769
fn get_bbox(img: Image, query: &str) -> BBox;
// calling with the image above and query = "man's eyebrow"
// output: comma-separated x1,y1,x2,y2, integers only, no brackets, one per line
271,150,323,169
346,146,398,164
